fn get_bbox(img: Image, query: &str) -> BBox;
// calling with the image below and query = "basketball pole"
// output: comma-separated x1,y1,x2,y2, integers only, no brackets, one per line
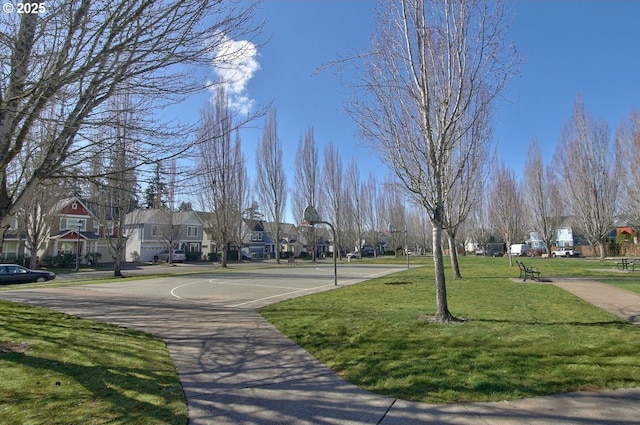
303,206,338,286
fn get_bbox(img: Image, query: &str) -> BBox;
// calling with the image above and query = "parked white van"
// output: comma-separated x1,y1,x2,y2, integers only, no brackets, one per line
509,243,530,257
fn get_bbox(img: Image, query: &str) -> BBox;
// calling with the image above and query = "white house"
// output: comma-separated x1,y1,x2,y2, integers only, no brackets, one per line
124,209,203,262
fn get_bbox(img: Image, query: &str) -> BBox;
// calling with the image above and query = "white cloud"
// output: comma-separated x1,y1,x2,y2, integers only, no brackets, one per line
209,35,260,115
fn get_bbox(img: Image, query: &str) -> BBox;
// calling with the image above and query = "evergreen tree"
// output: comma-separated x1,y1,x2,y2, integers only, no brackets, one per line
145,163,166,209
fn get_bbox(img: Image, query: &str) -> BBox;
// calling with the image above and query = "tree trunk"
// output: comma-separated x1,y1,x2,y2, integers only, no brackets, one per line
275,225,281,264
432,222,459,323
221,246,228,268
448,235,462,278
29,247,38,269
597,240,606,259
113,254,123,277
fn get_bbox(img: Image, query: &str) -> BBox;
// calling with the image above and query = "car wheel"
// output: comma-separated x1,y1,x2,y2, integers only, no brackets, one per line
35,276,46,283
153,256,159,262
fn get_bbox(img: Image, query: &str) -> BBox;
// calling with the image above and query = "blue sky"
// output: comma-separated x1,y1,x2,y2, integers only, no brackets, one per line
192,1,640,213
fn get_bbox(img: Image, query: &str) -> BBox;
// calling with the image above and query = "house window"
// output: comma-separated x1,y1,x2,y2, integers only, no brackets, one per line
251,232,262,242
60,218,86,231
151,225,161,237
71,202,77,210
188,242,200,252
59,242,74,254
187,226,198,237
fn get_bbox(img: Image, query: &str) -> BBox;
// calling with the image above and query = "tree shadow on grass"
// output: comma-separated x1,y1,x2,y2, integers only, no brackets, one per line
469,317,627,327
2,350,186,424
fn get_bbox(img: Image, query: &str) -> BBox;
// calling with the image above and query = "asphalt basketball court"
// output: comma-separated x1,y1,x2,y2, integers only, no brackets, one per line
73,263,407,309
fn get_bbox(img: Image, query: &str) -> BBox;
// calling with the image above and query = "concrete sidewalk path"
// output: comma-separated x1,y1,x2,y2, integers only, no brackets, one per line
1,277,640,424
551,278,640,325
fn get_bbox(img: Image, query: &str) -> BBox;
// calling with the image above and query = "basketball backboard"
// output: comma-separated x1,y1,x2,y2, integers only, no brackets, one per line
303,205,321,225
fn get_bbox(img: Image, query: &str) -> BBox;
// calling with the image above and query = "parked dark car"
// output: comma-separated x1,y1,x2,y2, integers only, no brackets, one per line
0,264,56,284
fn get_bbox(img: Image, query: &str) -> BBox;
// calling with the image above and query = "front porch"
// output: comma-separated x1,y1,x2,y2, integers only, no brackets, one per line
47,230,100,262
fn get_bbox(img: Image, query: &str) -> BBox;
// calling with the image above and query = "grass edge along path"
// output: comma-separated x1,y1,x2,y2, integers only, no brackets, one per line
260,257,640,404
0,300,187,425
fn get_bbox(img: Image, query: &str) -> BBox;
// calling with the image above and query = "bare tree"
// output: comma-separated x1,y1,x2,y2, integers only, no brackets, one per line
556,97,619,258
615,110,640,223
443,106,490,278
320,143,345,258
90,92,143,276
361,172,383,257
380,179,408,256
255,109,287,263
468,181,493,255
233,131,250,259
523,139,564,255
17,181,64,268
346,0,518,322
345,159,367,255
292,128,320,260
195,88,246,268
407,204,432,255
488,161,524,266
159,159,181,264
0,0,260,250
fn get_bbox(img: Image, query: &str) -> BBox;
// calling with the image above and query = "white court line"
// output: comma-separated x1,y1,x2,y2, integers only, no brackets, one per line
230,267,401,308
339,268,401,286
170,267,403,306
170,280,206,300
230,283,335,307
209,280,302,290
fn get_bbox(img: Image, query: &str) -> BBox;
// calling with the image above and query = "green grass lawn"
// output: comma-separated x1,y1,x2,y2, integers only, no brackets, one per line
0,300,187,425
260,255,640,403
597,278,640,295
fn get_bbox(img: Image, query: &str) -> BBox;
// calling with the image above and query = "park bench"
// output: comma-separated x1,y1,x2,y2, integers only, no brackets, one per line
516,260,541,282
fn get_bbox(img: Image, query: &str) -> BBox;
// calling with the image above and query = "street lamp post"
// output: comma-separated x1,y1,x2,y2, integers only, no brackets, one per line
75,219,82,271
405,224,409,270
388,223,410,270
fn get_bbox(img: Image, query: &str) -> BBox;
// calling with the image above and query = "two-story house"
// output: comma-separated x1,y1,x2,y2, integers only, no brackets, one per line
38,197,122,264
241,220,306,259
1,217,25,261
278,223,303,257
2,197,119,265
242,219,274,259
124,209,203,262
196,211,244,261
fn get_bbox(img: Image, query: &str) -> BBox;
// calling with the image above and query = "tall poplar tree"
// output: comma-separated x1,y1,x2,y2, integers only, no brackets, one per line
347,0,519,322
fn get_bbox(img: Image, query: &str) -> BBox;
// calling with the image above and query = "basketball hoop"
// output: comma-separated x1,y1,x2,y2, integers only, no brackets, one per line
303,205,321,225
